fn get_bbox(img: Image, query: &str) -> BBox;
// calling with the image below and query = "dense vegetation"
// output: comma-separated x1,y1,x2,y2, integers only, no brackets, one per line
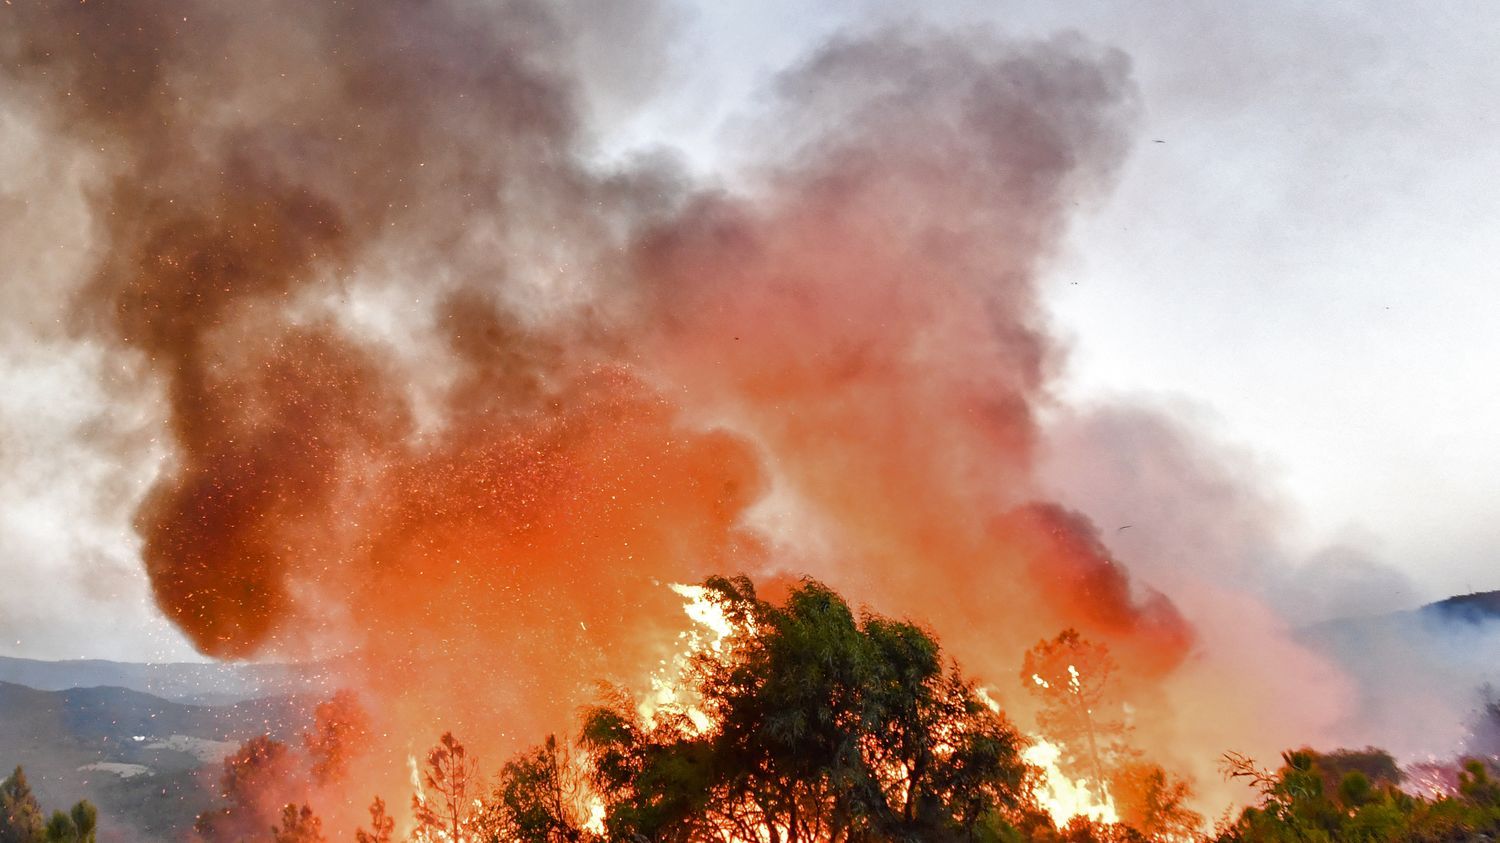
7,575,1500,841
576,576,1035,842
1216,749,1500,842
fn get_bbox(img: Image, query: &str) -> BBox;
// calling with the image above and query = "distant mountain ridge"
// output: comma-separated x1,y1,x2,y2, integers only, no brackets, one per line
0,654,328,841
0,654,327,704
1421,590,1500,625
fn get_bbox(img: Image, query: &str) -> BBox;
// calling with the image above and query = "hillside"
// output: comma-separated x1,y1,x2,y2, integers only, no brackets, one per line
0,681,309,843
1422,591,1500,625
1302,589,1500,650
1298,590,1500,759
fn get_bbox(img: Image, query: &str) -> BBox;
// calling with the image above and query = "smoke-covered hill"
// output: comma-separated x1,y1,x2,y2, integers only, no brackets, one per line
0,681,310,843
1299,590,1500,759
1421,591,1500,625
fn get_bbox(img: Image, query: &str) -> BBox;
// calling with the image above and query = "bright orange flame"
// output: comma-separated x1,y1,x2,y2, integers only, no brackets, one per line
978,686,1119,827
1021,739,1119,825
634,582,744,732
645,586,1124,834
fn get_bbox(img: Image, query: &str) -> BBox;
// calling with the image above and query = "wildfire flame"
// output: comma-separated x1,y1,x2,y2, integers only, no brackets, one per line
405,754,425,841
649,585,1121,831
1022,739,1120,825
636,582,741,732
977,686,1119,827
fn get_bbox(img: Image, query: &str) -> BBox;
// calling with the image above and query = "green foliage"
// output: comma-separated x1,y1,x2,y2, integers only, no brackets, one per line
41,812,74,843
486,735,591,842
569,574,1035,842
352,575,1500,843
1217,750,1500,842
0,767,46,843
65,803,94,843
1316,747,1403,799
0,772,93,843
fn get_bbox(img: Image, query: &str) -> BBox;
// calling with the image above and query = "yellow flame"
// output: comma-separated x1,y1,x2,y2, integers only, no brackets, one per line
670,582,735,648
1021,739,1119,826
638,583,742,731
583,798,606,835
978,687,1118,827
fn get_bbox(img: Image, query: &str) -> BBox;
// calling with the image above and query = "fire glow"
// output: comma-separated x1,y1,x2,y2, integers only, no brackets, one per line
410,583,1123,839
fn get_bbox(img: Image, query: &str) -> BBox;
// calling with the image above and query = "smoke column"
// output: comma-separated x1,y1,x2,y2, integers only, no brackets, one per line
2,0,1363,827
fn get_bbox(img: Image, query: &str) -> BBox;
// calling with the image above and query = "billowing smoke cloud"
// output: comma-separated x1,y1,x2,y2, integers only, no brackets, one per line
625,29,1197,678
1,0,1387,828
1038,401,1500,785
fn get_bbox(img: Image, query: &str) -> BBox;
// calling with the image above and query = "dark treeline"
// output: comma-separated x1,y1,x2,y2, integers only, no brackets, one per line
11,576,1500,842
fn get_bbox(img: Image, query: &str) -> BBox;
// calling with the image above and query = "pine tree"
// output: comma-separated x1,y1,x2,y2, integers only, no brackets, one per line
270,804,326,843
1022,628,1130,794
0,766,45,843
412,732,481,842
42,811,74,843
66,803,95,843
302,691,371,786
354,796,395,843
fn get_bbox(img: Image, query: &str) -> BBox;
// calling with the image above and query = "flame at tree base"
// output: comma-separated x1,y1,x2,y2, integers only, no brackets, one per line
1022,739,1120,826
387,580,1133,841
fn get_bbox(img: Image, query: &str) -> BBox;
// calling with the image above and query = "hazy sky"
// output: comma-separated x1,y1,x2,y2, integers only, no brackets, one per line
2,1,1497,660
627,0,1500,597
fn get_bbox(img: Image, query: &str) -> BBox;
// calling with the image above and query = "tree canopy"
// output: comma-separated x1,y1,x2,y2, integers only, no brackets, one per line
1218,749,1500,842
564,575,1039,841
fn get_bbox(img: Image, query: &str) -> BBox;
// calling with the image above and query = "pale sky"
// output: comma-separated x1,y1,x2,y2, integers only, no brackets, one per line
2,1,1497,660
629,0,1500,599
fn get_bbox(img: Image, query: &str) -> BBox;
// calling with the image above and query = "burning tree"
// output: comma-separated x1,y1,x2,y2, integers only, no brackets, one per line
195,735,303,843
576,575,1036,842
271,804,327,843
354,797,395,843
303,690,372,786
485,735,593,842
1109,762,1202,842
1022,629,1130,795
412,731,482,842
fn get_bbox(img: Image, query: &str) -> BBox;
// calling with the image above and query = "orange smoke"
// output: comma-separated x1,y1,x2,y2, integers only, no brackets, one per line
2,0,1352,833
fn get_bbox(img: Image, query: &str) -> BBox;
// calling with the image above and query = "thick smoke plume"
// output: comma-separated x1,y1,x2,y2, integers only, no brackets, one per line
1,0,1371,828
